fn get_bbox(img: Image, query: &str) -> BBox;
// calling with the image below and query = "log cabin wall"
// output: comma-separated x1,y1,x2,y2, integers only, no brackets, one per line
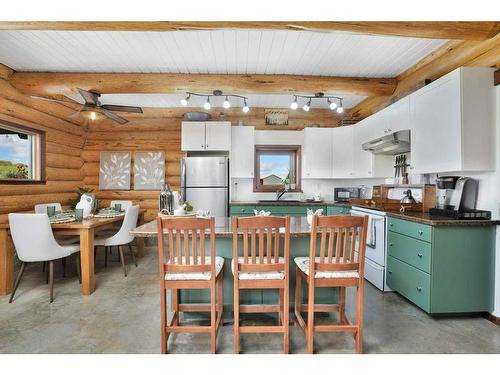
0,77,86,223
82,107,340,221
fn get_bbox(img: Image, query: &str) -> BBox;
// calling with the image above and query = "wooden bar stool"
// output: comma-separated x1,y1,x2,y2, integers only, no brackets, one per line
232,216,291,354
156,216,224,354
294,215,368,354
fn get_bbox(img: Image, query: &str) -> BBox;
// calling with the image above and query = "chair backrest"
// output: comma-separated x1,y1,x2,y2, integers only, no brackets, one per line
110,200,133,210
156,216,215,277
105,205,139,245
34,202,62,214
8,213,70,262
308,215,369,278
232,216,290,275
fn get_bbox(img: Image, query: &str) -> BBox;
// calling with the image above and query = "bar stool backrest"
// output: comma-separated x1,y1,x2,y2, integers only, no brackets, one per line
308,215,369,279
232,216,290,275
156,216,216,277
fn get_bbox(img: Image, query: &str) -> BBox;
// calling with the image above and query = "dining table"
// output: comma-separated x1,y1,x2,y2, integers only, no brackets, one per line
0,209,146,296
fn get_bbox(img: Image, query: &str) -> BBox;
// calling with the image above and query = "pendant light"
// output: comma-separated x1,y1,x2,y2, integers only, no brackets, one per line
242,99,250,113
203,97,211,110
223,96,231,109
290,96,298,110
180,94,190,106
302,99,311,112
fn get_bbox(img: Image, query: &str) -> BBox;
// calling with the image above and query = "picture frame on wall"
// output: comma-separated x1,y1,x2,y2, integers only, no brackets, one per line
99,151,131,190
133,151,165,190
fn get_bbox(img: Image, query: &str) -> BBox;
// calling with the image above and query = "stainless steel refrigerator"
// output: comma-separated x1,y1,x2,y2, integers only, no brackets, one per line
180,156,229,217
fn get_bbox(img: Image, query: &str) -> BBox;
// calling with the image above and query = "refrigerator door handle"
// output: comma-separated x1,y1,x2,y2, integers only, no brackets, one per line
180,157,186,203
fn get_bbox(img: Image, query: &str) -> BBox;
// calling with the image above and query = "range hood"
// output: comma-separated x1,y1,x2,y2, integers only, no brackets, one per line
362,130,410,155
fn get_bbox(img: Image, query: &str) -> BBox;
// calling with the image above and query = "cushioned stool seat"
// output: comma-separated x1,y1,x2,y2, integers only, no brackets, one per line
231,257,285,280
165,256,224,281
294,257,359,279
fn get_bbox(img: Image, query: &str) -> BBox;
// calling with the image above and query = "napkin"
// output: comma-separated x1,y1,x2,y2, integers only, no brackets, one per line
254,209,271,216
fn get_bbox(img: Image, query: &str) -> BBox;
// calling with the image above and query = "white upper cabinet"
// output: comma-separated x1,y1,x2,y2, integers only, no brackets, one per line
181,121,231,151
181,121,206,151
231,126,255,178
303,128,334,178
410,67,495,174
332,126,354,178
205,122,231,151
369,96,411,140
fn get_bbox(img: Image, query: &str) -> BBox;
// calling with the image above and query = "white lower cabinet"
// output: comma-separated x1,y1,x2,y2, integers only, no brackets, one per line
231,126,255,178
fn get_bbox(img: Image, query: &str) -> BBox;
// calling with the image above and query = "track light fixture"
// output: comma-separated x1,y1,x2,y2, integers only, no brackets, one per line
180,93,190,106
182,90,250,113
291,93,343,114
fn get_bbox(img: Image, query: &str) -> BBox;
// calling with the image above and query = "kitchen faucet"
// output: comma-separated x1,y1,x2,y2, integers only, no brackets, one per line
276,186,288,200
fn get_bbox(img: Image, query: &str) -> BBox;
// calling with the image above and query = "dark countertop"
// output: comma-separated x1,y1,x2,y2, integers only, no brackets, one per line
230,200,341,207
384,211,500,226
131,216,314,238
230,200,499,226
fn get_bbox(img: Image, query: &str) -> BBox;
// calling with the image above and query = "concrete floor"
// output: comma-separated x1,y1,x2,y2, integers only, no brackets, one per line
0,246,499,354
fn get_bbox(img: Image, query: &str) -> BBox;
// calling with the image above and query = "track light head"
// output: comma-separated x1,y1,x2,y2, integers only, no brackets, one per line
290,96,298,110
223,96,231,109
203,97,211,110
242,99,250,113
180,93,190,106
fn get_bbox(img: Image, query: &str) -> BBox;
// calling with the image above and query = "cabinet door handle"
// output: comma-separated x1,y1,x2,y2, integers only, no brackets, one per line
418,230,423,235
388,270,393,274
417,253,423,258
389,222,394,227
389,243,393,247
416,287,422,292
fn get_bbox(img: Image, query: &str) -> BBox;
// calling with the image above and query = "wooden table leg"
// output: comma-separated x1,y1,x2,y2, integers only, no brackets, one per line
136,212,145,258
80,228,95,295
0,228,14,296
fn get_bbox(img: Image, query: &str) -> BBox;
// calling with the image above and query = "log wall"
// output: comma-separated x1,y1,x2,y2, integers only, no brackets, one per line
0,78,86,222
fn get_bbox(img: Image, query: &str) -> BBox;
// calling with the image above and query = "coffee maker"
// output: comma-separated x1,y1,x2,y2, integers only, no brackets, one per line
430,176,490,219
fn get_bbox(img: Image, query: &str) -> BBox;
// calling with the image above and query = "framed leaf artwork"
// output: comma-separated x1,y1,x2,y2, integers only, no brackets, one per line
99,152,131,190
133,151,165,190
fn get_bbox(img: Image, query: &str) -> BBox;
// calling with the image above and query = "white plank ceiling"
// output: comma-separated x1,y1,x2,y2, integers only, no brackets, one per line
0,29,447,108
0,30,447,76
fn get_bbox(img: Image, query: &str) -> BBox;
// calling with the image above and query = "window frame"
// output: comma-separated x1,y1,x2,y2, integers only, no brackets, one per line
0,119,46,185
253,145,302,192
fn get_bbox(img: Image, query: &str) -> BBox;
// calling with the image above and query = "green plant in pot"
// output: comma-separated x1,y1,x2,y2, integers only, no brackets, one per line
69,186,94,209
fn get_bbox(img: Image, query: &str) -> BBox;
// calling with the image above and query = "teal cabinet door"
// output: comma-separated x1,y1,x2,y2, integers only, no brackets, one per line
326,206,350,215
230,205,255,216
387,217,432,242
387,255,431,312
387,231,432,274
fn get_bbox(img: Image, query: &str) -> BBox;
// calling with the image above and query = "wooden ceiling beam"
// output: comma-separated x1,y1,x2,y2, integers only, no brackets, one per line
349,33,500,119
0,21,498,41
9,72,397,97
0,63,14,80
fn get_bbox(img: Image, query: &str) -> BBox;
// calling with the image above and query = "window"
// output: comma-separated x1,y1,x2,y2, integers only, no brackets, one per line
0,120,45,184
254,145,301,192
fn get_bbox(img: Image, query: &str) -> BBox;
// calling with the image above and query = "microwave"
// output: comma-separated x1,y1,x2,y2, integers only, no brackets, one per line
334,187,360,202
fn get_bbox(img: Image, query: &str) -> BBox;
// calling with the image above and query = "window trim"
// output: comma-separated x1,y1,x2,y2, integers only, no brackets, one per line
0,119,46,185
253,145,302,192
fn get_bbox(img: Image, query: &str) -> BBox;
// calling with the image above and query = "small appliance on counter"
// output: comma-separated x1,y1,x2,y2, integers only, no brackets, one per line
334,187,360,202
429,176,491,219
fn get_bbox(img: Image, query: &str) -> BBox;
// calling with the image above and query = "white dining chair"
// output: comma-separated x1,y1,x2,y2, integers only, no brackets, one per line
34,202,62,214
109,200,133,210
8,213,81,303
94,205,139,276
34,202,79,251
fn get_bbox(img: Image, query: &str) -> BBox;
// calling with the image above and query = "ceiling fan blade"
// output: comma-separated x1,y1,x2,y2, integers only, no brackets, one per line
99,108,129,125
100,104,143,113
77,88,99,105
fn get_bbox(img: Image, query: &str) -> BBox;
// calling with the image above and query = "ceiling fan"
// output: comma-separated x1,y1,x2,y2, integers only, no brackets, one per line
31,88,143,124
